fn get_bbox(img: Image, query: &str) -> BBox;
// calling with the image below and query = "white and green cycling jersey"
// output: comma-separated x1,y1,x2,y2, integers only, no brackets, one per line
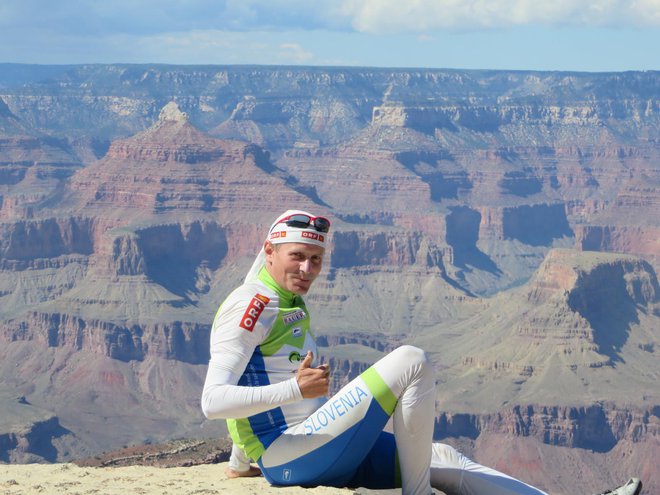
203,267,325,460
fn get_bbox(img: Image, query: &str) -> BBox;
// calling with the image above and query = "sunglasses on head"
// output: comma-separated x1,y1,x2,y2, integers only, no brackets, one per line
275,214,331,233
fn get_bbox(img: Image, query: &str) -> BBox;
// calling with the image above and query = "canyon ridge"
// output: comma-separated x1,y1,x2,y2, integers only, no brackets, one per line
0,64,658,494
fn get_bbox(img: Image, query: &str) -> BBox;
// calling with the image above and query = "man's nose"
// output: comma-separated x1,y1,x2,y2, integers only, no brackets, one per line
299,259,311,273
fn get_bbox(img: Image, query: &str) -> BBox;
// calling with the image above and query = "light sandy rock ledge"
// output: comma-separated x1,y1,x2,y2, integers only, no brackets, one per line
0,462,383,495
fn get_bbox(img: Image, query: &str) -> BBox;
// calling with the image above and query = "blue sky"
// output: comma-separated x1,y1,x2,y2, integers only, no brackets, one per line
1,0,659,72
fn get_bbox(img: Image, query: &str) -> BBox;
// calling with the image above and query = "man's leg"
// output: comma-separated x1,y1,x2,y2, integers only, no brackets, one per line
430,446,642,495
258,345,435,495
383,346,436,494
429,443,548,495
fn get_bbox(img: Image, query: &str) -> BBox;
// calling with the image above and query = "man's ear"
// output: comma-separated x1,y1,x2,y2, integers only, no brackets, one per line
264,241,275,260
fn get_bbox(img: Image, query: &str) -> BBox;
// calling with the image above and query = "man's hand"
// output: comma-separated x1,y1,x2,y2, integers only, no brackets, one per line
296,351,330,399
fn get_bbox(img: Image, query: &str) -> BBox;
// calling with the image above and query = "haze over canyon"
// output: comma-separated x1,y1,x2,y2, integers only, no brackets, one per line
0,64,658,494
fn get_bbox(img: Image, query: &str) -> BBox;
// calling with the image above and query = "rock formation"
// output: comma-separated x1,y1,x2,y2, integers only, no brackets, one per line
0,392,73,463
0,65,658,494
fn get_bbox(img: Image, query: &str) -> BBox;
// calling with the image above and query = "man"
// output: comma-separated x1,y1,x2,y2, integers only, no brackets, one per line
201,209,642,495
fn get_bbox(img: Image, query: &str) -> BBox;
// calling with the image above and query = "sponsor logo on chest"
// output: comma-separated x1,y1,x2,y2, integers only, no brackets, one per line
282,309,307,325
288,351,302,363
239,293,271,331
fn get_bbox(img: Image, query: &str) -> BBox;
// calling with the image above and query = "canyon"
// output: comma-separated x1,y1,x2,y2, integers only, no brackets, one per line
0,64,658,494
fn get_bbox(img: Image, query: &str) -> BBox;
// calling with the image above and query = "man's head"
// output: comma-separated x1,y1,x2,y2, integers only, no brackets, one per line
264,241,324,295
261,210,331,295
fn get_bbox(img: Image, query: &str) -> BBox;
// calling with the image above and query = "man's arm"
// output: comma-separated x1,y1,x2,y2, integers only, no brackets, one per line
202,350,330,418
201,292,330,419
201,360,303,419
201,295,303,419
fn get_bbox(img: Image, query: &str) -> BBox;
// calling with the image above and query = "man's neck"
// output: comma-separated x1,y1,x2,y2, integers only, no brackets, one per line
258,267,297,304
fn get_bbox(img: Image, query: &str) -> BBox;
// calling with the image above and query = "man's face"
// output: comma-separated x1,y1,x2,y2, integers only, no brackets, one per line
264,241,325,295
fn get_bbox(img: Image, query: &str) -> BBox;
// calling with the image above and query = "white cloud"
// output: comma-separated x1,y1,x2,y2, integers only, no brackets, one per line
632,0,660,24
3,0,658,39
2,0,659,67
100,31,316,65
278,43,314,63
338,0,660,33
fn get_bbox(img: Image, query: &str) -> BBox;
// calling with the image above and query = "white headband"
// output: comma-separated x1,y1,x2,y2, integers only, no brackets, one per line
268,224,327,248
244,209,329,282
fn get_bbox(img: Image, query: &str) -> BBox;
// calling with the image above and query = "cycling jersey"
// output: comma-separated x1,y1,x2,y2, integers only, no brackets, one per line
202,267,325,461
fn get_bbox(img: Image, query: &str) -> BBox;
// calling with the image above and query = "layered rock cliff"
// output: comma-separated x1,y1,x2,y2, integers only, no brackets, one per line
436,403,658,451
0,66,657,488
2,312,211,363
409,249,660,413
0,392,73,463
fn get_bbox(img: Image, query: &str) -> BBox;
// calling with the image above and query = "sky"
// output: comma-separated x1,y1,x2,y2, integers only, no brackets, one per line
1,0,659,72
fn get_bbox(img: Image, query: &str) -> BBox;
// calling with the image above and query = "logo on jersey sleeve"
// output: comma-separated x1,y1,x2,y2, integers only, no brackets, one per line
239,293,271,331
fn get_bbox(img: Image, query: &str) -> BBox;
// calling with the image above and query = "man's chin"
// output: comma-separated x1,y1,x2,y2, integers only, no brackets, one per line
290,282,311,294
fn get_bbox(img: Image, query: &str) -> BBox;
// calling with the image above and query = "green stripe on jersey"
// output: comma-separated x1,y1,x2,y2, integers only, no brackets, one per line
360,367,398,415
227,418,265,461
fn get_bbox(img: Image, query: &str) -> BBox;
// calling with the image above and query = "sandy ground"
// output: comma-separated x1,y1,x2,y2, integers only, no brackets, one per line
0,462,363,495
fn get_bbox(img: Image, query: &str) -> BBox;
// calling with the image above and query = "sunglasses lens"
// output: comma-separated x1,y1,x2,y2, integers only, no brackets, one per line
313,217,331,232
285,214,312,229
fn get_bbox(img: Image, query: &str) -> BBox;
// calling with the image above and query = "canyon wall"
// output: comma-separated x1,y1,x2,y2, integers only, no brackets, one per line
0,66,657,491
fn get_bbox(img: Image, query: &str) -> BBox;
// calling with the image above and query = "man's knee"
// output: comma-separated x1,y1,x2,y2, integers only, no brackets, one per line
391,345,429,367
431,443,463,469
373,345,433,387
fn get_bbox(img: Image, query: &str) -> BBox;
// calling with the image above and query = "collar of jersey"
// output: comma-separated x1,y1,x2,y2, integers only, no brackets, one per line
258,267,299,306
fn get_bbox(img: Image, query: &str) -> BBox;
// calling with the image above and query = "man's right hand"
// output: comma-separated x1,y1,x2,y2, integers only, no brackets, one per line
296,351,330,399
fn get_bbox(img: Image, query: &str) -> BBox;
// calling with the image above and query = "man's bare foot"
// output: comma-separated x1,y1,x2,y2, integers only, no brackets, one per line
225,465,262,479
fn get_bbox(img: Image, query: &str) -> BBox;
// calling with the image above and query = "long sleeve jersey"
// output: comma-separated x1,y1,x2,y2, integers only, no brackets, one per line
201,267,324,461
